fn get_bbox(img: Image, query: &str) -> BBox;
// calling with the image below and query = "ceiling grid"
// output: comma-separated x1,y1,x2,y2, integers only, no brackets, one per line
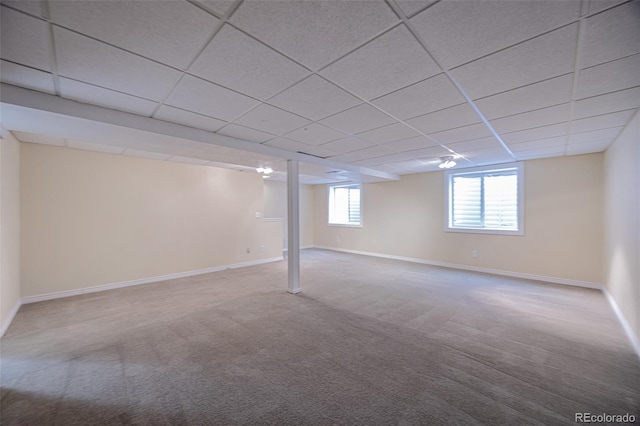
0,0,637,183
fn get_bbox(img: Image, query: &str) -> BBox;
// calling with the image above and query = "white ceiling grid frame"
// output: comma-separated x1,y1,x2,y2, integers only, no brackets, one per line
229,0,401,71
387,0,517,161
187,23,309,100
47,0,220,70
320,24,441,100
408,0,582,69
53,27,183,101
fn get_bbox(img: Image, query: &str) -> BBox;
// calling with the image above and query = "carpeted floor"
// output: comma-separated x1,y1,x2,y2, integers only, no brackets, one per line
1,249,638,425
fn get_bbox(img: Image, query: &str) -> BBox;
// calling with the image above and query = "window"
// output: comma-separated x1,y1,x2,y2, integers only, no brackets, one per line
445,163,524,235
328,184,361,226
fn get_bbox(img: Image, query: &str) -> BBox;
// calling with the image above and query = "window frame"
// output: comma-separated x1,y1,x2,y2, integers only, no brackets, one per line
327,183,362,227
444,162,524,236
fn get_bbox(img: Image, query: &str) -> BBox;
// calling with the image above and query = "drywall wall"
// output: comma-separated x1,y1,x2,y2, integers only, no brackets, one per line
263,180,314,248
20,143,282,298
314,153,604,285
604,110,639,343
0,132,21,336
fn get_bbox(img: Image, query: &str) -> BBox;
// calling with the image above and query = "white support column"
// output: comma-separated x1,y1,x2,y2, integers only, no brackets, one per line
287,159,301,294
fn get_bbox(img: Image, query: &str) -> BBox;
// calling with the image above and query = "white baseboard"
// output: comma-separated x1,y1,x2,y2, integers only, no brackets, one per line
21,256,284,305
283,246,314,252
604,290,640,359
0,300,22,338
312,246,603,290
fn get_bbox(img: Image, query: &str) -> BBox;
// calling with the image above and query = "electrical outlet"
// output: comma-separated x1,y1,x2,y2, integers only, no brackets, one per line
255,212,261,218
260,245,265,252
336,237,340,243
472,250,478,258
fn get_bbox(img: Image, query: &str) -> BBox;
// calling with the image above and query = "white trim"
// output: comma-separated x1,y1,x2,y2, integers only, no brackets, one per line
604,290,640,359
444,162,525,236
0,300,22,338
21,256,283,305
283,246,315,252
312,246,602,290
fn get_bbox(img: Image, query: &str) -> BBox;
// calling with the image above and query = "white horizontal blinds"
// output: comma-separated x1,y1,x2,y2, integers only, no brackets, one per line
329,184,361,225
484,174,518,229
451,168,518,230
452,176,482,227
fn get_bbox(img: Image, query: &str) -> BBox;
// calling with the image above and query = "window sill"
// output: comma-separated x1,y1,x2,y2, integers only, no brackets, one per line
445,227,524,236
328,223,363,228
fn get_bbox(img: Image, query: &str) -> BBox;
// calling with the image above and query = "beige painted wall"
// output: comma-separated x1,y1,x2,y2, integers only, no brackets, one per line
604,111,639,341
0,132,21,335
314,153,604,284
263,180,314,248
21,143,282,298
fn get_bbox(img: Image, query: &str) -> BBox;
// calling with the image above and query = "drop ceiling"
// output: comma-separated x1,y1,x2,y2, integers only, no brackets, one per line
0,0,638,183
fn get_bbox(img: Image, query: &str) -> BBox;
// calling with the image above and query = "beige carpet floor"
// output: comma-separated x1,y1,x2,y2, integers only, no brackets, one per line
1,249,638,425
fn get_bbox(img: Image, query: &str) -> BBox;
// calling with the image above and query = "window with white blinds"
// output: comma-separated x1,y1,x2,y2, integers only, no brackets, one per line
328,184,361,226
446,163,524,235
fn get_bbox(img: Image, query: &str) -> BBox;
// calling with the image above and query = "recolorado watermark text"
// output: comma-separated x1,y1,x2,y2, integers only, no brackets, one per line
575,413,636,423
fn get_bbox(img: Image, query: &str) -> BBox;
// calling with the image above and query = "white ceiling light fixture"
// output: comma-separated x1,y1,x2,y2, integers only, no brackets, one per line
256,167,273,174
438,156,457,169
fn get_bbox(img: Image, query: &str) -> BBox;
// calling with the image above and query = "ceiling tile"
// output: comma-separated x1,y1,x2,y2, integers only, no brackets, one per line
154,105,227,132
568,127,622,144
268,75,361,121
54,27,181,101
321,25,440,100
588,0,626,14
515,145,566,160
451,24,578,99
447,136,503,153
501,122,568,144
581,1,640,68
328,144,395,164
459,147,514,166
411,0,581,69
566,139,613,154
475,74,573,120
508,136,567,152
217,124,275,143
320,137,374,154
189,25,308,100
569,109,635,134
356,122,421,144
230,0,398,70
576,54,640,99
196,1,236,17
428,123,493,145
264,137,335,158
284,123,345,146
124,149,172,161
383,135,440,152
371,73,464,120
320,104,395,135
59,78,158,116
0,60,55,93
573,87,640,119
66,139,125,154
49,0,218,69
165,75,258,121
490,104,571,134
395,1,436,17
0,7,51,71
406,103,481,134
234,104,311,136
12,131,65,146
2,1,43,16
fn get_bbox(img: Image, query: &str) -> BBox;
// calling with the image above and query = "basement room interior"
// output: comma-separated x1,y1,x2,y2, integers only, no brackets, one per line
0,0,638,424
